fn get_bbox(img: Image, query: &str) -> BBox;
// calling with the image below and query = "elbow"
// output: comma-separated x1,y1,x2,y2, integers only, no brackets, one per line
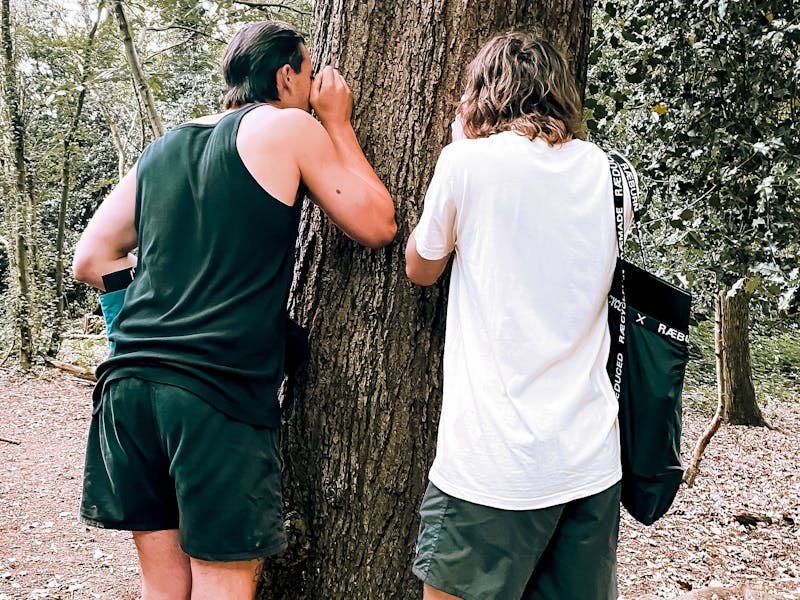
406,268,438,287
405,255,439,286
360,215,397,249
369,219,398,249
72,247,93,283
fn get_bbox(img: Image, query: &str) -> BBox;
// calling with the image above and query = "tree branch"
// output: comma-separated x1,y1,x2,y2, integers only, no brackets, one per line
231,1,310,16
144,24,226,44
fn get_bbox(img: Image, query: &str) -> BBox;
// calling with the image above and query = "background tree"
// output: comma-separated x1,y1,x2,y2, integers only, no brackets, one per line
111,0,165,137
51,4,103,356
586,0,799,426
0,0,309,366
1,0,34,369
265,1,593,598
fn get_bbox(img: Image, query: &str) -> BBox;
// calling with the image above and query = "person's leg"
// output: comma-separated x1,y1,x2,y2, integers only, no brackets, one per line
423,583,463,600
81,378,183,597
523,482,622,600
189,559,262,600
133,530,191,600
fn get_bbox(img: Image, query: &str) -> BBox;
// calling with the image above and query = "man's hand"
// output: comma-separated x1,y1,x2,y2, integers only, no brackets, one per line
310,66,353,129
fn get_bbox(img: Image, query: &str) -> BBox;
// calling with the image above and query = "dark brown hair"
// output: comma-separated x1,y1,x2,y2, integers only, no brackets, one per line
222,21,305,109
458,32,583,145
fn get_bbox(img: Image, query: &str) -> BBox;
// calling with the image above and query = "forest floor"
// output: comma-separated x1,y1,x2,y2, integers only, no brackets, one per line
0,360,798,599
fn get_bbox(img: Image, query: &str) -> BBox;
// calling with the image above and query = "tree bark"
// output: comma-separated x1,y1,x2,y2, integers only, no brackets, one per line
50,5,102,357
263,1,593,598
1,0,34,370
720,288,767,426
111,0,165,138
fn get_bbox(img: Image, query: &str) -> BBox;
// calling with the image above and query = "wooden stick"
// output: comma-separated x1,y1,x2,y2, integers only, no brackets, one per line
44,358,97,382
684,292,726,487
0,436,21,445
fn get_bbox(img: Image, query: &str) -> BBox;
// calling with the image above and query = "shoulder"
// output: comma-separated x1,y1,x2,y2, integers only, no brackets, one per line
566,138,609,162
246,105,321,133
239,106,327,156
436,137,491,168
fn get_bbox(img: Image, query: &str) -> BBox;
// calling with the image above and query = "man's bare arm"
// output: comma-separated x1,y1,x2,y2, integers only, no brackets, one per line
73,166,138,290
405,228,451,286
298,66,396,248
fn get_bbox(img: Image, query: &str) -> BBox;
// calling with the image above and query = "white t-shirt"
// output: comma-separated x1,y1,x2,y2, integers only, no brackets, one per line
415,130,633,510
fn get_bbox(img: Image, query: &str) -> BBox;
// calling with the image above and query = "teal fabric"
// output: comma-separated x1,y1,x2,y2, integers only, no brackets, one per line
93,104,302,426
99,289,126,350
81,376,287,560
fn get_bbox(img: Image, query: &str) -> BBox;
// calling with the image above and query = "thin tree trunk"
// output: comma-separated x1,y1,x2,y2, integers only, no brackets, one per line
721,287,767,426
50,5,103,356
111,0,164,138
264,2,593,598
93,92,128,180
684,292,726,487
1,0,33,369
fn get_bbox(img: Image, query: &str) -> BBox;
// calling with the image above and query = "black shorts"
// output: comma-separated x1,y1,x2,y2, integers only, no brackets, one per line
80,376,286,561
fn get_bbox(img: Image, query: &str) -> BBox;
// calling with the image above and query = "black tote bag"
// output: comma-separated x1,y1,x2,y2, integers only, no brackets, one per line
606,152,691,526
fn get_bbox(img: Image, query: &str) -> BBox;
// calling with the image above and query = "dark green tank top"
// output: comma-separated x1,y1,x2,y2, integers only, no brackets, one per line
95,104,302,426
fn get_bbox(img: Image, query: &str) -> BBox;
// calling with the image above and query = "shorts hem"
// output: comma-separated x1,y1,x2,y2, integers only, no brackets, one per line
413,567,478,600
80,514,177,532
183,538,288,562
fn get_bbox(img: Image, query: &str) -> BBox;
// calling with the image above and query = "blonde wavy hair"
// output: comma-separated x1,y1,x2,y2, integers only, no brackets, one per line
458,32,583,145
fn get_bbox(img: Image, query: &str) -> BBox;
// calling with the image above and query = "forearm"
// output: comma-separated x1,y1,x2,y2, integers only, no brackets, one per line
324,121,390,200
73,250,137,291
405,228,450,286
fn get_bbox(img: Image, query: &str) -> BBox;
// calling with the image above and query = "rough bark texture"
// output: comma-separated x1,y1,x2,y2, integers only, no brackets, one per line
720,289,767,427
112,0,165,138
1,0,33,370
263,2,593,598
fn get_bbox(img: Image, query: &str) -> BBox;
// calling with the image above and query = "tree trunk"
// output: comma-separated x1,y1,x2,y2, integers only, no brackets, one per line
50,6,102,356
1,0,34,369
92,91,128,180
684,293,725,487
263,2,593,598
111,0,165,138
720,288,767,426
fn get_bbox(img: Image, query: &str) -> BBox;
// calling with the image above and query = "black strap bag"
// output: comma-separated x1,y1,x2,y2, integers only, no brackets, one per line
606,152,691,525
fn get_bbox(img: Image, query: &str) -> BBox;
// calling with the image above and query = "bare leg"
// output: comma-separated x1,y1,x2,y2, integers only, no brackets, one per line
423,583,463,600
132,530,192,600
190,558,262,600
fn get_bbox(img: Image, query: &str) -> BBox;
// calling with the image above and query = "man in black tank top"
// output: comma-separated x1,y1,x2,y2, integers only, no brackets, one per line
73,21,395,599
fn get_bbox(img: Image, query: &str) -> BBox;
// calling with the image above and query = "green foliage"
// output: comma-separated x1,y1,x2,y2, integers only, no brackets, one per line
587,0,800,315
0,0,310,359
683,317,800,415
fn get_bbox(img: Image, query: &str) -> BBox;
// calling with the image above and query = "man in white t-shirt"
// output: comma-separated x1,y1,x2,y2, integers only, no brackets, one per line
406,32,633,600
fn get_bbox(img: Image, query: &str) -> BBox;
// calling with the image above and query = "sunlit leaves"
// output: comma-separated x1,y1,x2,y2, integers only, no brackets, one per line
587,0,800,311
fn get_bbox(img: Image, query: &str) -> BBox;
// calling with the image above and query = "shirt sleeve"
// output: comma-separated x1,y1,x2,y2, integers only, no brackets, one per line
414,149,457,260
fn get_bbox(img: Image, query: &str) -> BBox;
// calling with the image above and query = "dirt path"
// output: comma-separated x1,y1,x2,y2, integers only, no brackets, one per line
0,369,138,600
1,368,798,599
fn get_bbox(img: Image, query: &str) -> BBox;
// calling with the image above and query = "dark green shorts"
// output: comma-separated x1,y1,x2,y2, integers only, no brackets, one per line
80,376,286,561
413,481,621,600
